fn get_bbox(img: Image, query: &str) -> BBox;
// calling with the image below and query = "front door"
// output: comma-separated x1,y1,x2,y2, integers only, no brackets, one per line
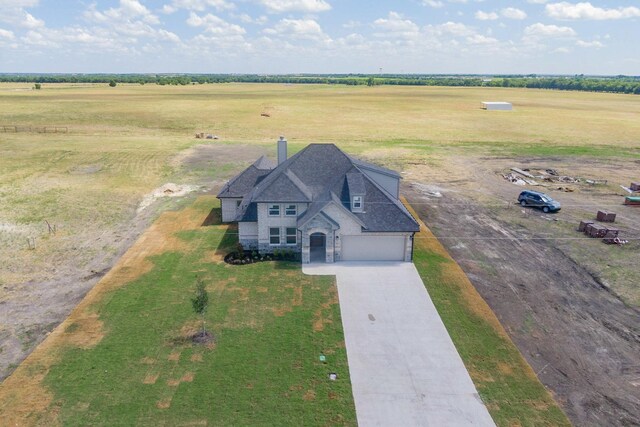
310,233,326,262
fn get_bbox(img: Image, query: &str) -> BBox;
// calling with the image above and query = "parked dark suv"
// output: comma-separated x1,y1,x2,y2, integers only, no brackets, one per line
517,190,561,213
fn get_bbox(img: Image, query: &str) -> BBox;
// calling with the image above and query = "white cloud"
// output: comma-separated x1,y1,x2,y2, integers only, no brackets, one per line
86,0,160,25
546,2,640,20
0,0,38,8
21,12,44,28
342,20,361,29
428,21,475,37
0,28,15,39
527,0,548,3
187,12,246,35
235,13,268,25
263,18,329,41
0,0,45,30
372,12,419,38
501,7,527,20
576,39,603,48
161,0,235,14
258,0,331,13
422,0,444,8
475,11,498,20
524,22,576,38
467,34,498,44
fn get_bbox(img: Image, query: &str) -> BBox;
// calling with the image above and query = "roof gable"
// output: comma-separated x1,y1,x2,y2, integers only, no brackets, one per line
217,156,274,199
253,170,312,202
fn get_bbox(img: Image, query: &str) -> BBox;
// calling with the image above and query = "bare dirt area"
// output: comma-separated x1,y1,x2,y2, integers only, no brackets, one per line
0,184,206,382
405,155,640,426
0,142,262,382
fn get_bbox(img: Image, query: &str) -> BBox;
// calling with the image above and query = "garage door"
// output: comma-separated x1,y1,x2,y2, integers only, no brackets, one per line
341,235,406,261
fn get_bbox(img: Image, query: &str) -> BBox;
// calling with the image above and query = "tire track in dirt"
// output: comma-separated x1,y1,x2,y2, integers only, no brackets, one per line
406,188,640,426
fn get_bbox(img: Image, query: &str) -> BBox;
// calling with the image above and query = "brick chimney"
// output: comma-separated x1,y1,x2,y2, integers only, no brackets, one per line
277,136,287,165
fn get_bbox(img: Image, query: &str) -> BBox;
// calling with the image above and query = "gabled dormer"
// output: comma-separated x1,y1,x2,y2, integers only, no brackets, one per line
346,172,366,213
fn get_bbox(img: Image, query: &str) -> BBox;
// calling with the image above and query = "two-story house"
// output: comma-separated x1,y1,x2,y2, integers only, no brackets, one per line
217,137,420,263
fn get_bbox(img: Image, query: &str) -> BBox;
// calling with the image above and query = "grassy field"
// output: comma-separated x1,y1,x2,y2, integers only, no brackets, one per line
0,197,356,425
2,82,639,288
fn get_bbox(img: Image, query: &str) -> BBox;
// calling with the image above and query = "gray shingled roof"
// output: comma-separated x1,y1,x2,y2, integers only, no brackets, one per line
336,169,419,232
349,156,401,178
216,156,274,198
231,144,419,232
346,172,366,195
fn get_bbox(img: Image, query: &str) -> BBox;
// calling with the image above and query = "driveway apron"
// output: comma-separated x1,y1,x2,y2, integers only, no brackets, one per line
304,262,495,427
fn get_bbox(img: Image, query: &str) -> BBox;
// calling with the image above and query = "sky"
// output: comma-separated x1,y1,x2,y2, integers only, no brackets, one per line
0,0,638,75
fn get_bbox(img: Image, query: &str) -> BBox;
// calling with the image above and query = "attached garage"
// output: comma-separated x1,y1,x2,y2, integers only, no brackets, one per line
341,235,407,261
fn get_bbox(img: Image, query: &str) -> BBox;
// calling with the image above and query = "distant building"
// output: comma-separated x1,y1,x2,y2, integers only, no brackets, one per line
482,102,513,111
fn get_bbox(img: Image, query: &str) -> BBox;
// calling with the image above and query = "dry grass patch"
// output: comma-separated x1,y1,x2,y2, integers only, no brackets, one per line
143,373,159,385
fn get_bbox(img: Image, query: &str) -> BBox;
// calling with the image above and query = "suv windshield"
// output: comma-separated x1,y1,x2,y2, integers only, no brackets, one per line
540,195,552,202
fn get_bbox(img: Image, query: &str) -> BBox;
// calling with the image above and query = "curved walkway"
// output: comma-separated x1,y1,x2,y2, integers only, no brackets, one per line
304,262,495,427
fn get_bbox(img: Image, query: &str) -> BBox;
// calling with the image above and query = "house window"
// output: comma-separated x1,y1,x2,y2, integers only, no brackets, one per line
285,204,297,216
269,227,280,245
268,204,280,216
236,200,242,208
353,196,362,209
286,228,297,244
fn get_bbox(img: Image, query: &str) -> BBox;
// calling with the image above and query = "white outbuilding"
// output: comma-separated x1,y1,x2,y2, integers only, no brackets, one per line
482,101,512,111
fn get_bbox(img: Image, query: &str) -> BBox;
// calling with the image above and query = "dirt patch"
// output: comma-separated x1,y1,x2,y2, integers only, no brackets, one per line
192,331,214,344
405,158,640,427
201,250,226,264
468,368,495,384
156,398,171,409
167,378,180,387
272,284,305,318
68,164,102,175
137,183,201,213
190,354,203,363
181,372,194,383
168,351,181,362
143,373,159,384
497,362,514,376
170,144,268,171
312,287,338,332
302,390,316,401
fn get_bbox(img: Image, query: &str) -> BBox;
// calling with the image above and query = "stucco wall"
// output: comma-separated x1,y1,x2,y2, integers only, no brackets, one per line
220,198,241,223
238,222,258,249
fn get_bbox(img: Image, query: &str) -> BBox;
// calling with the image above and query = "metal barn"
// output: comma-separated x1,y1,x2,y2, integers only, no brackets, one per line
482,101,513,111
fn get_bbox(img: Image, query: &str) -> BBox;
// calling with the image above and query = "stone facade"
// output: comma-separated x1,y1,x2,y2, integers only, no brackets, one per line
255,202,307,254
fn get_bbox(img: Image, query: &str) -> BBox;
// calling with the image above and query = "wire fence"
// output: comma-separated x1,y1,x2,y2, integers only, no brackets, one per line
1,125,68,133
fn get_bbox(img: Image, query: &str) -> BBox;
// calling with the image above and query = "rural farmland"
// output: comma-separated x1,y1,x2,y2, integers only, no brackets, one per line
1,82,639,425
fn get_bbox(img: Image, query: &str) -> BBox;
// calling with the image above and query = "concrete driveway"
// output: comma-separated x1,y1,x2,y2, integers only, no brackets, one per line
304,262,495,427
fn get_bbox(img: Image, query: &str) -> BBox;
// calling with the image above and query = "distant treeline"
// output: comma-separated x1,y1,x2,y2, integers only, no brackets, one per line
2,73,640,95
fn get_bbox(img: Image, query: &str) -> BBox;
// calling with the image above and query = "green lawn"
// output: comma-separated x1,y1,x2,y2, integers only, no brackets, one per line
22,198,355,425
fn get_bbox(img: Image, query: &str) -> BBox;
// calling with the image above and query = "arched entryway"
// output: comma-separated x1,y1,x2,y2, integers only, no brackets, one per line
310,232,326,263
